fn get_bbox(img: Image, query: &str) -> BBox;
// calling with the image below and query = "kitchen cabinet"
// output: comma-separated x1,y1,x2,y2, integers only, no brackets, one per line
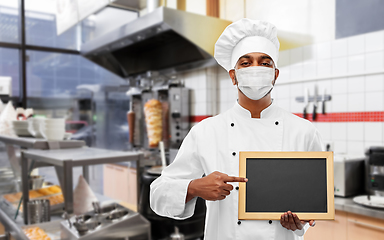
305,210,347,240
347,213,384,240
305,210,384,240
0,222,4,235
103,164,137,211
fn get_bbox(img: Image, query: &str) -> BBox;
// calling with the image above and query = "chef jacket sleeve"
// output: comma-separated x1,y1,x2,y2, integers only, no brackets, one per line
150,126,204,220
307,128,324,151
293,222,310,237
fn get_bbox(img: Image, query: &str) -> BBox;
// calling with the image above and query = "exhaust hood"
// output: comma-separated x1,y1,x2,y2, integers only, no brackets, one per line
80,6,231,78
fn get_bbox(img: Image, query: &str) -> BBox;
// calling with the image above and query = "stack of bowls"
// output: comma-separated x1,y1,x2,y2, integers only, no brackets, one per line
40,118,66,141
12,120,33,137
27,117,45,138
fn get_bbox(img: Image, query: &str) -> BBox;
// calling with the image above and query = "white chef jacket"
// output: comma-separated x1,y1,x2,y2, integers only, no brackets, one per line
150,101,323,240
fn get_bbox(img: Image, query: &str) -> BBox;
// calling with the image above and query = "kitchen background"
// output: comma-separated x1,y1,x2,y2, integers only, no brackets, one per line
0,0,383,189
2,0,384,156
0,0,384,239
177,0,384,158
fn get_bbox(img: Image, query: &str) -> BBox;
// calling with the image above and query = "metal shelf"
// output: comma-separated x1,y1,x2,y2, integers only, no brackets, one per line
22,147,142,166
21,147,143,224
0,135,86,182
0,135,85,149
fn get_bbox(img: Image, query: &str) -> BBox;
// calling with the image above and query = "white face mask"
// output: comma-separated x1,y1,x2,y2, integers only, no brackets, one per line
235,66,275,100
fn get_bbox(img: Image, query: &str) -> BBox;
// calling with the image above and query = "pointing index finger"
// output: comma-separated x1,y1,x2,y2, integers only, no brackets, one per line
224,176,248,183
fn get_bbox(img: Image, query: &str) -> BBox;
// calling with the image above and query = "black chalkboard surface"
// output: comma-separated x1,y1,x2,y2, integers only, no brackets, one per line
238,152,334,220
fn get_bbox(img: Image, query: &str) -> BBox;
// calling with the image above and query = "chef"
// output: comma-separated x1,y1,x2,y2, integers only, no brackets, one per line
150,18,322,240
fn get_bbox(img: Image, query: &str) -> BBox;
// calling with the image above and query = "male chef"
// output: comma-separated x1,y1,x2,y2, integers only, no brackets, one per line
150,19,322,240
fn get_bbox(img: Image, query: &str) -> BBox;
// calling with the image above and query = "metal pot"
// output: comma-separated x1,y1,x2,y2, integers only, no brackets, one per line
27,199,50,224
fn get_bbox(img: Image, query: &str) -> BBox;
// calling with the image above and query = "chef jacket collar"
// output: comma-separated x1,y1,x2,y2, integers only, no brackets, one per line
233,100,276,119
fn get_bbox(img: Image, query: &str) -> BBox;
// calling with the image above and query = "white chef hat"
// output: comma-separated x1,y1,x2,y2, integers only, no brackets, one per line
214,18,280,71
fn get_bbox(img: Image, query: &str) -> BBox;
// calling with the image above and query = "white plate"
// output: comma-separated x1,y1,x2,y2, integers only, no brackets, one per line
13,125,29,129
14,129,33,137
353,195,384,209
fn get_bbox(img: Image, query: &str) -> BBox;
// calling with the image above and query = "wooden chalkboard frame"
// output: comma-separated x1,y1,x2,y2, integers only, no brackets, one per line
239,151,334,220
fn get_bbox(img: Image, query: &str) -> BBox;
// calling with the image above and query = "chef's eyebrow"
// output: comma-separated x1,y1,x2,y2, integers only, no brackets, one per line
238,55,273,61
238,55,251,60
260,55,273,61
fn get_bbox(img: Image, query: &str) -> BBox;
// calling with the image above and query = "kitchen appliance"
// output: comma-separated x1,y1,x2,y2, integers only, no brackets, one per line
130,84,190,151
365,147,384,196
81,7,231,78
168,86,190,148
60,203,150,240
334,155,365,197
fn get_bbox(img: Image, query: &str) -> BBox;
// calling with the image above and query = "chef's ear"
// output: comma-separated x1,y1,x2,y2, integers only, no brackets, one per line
273,68,279,86
229,69,237,85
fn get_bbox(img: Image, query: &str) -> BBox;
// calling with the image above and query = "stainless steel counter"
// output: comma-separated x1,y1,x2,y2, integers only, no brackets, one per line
0,194,113,240
335,196,384,220
0,135,86,183
21,147,143,223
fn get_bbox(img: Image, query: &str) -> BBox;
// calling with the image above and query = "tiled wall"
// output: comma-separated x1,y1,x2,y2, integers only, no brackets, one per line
182,29,384,156
272,29,384,155
181,65,238,125
181,67,220,126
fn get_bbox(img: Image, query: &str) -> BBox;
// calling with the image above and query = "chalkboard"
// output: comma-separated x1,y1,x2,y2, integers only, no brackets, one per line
238,152,334,220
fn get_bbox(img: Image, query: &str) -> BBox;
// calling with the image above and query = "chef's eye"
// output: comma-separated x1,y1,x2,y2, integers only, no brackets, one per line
261,62,271,66
241,62,251,66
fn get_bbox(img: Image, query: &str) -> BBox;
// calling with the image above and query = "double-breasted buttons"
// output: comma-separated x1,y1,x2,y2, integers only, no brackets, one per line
237,221,241,225
275,121,279,125
230,123,236,159
236,186,239,190
269,220,272,224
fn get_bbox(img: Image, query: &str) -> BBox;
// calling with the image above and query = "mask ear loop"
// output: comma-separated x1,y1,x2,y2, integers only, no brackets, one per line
266,67,277,98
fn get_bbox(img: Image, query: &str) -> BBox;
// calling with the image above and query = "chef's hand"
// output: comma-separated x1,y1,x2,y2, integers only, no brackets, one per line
186,171,248,203
280,211,315,231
